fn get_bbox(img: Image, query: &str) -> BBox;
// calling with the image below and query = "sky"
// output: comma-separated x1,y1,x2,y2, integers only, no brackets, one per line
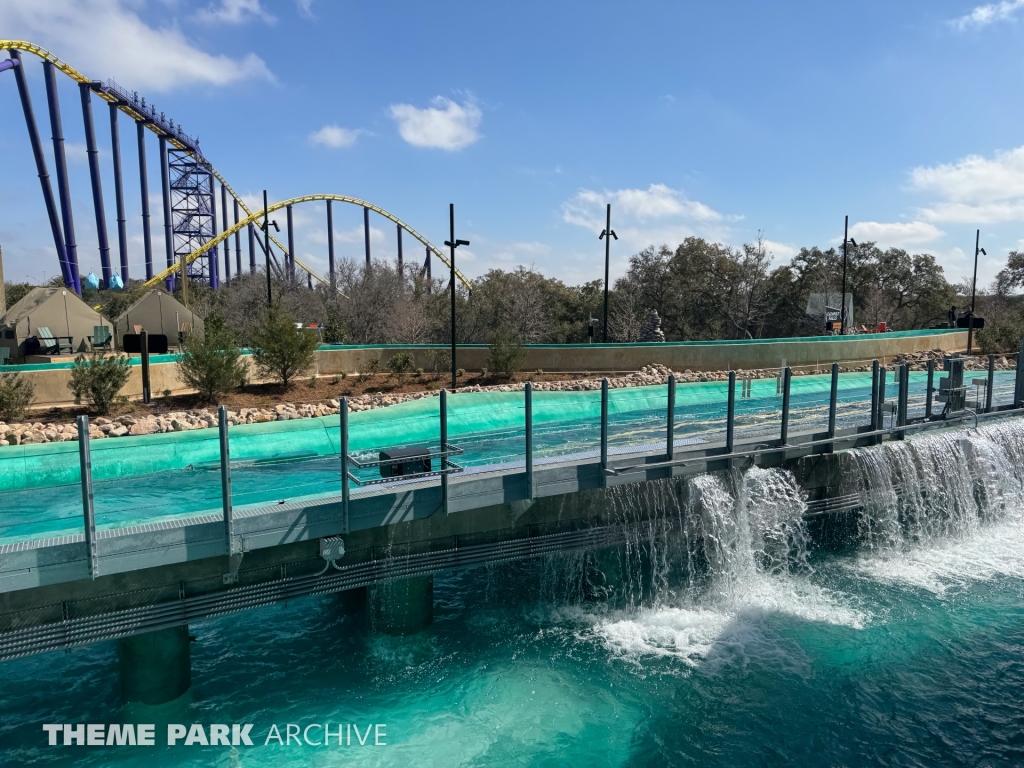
2,0,1024,291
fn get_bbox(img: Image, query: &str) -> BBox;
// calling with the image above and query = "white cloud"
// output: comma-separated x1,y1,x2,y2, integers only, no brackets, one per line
761,239,799,260
388,97,482,151
295,0,315,19
0,0,273,92
308,125,362,148
848,221,944,247
951,0,1024,30
196,0,275,24
562,184,723,234
911,145,1024,223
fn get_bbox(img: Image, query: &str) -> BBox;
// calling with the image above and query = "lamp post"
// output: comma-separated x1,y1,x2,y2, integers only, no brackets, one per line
443,203,469,390
260,190,280,308
599,204,618,343
968,229,986,355
840,215,857,333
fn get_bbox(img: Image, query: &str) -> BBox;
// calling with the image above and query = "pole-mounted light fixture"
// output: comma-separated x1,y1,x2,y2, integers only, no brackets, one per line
840,216,857,333
444,203,470,390
260,189,280,308
968,230,985,354
599,204,618,343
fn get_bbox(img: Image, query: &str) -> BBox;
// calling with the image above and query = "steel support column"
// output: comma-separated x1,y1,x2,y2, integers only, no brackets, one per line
340,397,350,533
327,199,336,290
440,389,449,515
109,103,128,281
80,83,112,288
221,183,230,286
78,415,98,579
233,197,241,277
827,362,839,439
248,222,256,274
42,60,79,292
525,382,534,500
364,206,371,265
159,135,174,290
666,374,676,460
926,359,935,418
137,121,153,280
397,224,403,276
287,203,295,283
726,371,736,453
208,178,219,289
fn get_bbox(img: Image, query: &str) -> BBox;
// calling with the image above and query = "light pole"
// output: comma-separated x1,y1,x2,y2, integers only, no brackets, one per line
599,204,617,343
840,216,857,333
260,189,280,308
967,229,986,355
443,203,469,389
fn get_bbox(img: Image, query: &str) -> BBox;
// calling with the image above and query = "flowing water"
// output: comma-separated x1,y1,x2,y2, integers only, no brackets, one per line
4,420,1024,765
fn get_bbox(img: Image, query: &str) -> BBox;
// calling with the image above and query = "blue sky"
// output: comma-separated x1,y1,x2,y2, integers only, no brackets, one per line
3,0,1024,290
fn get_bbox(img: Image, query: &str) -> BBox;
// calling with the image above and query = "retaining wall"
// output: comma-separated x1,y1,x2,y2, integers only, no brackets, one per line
4,329,966,408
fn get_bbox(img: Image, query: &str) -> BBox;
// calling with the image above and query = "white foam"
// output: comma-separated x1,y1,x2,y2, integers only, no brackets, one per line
590,572,866,671
851,512,1024,596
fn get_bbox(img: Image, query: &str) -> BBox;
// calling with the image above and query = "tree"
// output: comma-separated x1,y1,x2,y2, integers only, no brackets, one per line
486,326,526,379
251,305,319,388
176,316,247,403
68,353,131,416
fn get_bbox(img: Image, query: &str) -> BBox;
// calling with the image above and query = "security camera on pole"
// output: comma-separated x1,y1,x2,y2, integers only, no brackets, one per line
599,204,617,343
444,203,469,390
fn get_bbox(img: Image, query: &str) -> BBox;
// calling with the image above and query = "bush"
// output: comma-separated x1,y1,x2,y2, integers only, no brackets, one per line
0,373,35,422
386,351,415,377
68,353,131,415
358,357,380,377
426,349,451,378
456,368,465,378
176,318,247,403
251,305,320,388
487,327,526,380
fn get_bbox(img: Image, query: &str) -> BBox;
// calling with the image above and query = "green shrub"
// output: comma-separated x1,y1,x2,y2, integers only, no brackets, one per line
358,357,380,377
176,318,247,403
456,368,465,378
486,327,526,380
68,353,131,415
426,349,451,378
0,373,35,422
251,305,320,388
386,351,415,377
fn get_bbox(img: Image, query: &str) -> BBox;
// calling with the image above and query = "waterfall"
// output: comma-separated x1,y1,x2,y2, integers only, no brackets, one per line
847,420,1024,551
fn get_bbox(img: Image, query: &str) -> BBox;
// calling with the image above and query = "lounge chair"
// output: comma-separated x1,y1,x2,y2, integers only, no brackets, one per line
88,326,112,351
36,327,73,355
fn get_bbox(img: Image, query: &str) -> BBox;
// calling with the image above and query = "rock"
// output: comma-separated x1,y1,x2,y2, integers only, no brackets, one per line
129,420,158,436
109,426,129,437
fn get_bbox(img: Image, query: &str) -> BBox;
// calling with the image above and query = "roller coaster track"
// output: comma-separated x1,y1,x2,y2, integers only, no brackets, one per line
143,194,465,289
1,40,472,292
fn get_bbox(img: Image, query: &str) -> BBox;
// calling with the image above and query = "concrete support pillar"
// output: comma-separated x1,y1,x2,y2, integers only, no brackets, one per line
369,576,433,635
117,625,191,705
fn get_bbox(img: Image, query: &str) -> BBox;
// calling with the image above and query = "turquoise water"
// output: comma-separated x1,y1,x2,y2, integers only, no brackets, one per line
2,421,1024,765
0,370,1017,543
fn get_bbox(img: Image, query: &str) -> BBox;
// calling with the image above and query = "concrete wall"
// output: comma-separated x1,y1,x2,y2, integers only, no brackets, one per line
11,330,967,408
317,330,967,375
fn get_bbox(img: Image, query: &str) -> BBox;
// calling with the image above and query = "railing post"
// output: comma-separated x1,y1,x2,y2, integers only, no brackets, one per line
140,329,151,404
870,359,879,429
218,405,234,554
666,374,676,460
925,359,935,419
897,364,909,430
726,371,736,453
876,366,888,442
1015,337,1024,408
525,382,533,500
77,415,98,579
987,354,995,413
440,389,449,515
340,397,350,533
600,378,609,481
827,362,839,443
780,367,792,445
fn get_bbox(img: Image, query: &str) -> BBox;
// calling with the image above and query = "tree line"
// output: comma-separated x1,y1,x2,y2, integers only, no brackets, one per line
5,234,1023,351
